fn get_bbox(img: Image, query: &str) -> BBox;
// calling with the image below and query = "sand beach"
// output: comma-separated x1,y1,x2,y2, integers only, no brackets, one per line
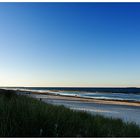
28,92,140,126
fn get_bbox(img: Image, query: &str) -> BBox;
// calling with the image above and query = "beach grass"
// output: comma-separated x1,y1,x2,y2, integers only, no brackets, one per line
0,89,140,137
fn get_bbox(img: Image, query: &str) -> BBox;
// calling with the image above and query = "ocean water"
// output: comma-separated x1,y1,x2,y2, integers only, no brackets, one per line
2,87,140,102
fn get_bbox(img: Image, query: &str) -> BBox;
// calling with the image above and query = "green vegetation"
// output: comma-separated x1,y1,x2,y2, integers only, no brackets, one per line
0,89,140,137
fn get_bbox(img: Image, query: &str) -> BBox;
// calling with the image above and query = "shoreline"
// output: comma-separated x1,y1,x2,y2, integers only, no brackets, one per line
2,88,140,106
29,91,140,107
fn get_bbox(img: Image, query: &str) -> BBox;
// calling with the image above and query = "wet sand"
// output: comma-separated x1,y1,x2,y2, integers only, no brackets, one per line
29,93,140,126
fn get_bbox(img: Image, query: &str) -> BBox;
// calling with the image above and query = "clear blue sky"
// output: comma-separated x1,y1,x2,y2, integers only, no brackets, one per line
0,2,140,87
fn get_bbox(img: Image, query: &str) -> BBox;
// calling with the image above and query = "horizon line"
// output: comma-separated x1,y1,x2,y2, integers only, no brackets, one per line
0,86,140,88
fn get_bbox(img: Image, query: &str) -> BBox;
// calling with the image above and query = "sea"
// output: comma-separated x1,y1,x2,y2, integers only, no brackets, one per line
2,87,140,102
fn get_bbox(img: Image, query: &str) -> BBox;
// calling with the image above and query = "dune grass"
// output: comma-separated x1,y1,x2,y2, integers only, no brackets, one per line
0,89,140,137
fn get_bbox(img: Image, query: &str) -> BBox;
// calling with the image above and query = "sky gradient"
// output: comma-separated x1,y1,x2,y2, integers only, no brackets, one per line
0,2,140,87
